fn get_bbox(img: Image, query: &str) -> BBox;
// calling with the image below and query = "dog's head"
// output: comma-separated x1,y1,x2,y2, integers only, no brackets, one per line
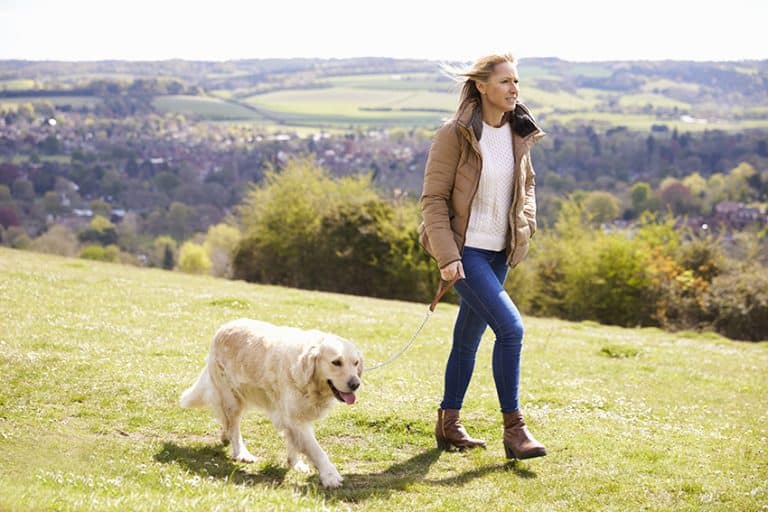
294,334,363,404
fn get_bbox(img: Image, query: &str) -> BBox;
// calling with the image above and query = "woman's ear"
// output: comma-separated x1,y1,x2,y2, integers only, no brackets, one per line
476,80,487,95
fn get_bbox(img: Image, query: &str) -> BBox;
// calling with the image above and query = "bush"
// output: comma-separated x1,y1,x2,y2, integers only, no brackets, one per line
150,236,177,269
203,223,241,278
32,224,79,257
80,244,119,262
233,158,435,301
562,234,655,326
78,215,118,246
178,241,211,274
704,268,768,341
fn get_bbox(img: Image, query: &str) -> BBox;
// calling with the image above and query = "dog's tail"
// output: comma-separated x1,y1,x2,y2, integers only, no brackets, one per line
179,365,211,408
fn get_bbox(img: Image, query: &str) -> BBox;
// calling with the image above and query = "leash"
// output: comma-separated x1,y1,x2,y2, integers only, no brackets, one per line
367,275,459,372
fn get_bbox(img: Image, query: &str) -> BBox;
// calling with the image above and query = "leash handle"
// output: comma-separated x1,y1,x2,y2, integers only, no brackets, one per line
429,275,460,312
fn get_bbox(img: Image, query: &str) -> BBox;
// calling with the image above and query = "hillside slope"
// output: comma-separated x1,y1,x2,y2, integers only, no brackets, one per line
1,247,766,511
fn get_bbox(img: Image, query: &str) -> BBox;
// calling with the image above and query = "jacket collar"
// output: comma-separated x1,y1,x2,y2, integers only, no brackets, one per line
455,100,545,144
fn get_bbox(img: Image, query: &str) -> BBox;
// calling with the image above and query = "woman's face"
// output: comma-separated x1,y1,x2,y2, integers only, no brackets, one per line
477,61,519,115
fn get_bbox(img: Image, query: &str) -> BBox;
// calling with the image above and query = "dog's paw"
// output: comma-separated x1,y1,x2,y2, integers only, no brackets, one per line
234,451,258,463
320,469,344,489
290,460,310,473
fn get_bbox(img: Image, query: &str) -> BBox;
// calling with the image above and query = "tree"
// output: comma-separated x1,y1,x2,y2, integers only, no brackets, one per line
32,224,78,256
659,178,694,215
151,236,177,269
178,241,211,274
43,191,64,216
629,181,653,215
234,157,377,286
203,223,241,278
89,199,112,218
0,205,21,229
723,162,757,202
78,215,118,245
167,202,194,241
583,191,621,224
11,179,35,201
163,245,175,270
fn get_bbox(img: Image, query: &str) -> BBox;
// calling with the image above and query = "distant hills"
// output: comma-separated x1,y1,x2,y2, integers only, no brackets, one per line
1,57,767,131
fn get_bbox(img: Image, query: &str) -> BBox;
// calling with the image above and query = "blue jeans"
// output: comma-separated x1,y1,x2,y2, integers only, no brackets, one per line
440,246,524,413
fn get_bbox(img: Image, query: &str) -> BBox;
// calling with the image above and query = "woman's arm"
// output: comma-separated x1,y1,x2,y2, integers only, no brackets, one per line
420,122,463,269
522,152,537,237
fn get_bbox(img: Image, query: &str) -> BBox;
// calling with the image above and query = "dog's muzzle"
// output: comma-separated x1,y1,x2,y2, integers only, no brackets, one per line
327,380,357,405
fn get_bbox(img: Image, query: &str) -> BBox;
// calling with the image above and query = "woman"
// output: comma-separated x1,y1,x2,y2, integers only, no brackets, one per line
418,53,546,460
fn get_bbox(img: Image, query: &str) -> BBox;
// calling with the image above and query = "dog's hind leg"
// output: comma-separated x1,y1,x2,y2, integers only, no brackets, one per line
211,388,256,463
286,423,342,488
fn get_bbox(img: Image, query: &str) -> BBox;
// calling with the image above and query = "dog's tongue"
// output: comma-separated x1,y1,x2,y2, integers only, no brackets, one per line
339,391,356,405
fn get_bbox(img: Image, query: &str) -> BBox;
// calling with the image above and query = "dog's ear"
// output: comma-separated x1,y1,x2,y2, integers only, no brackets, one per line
292,343,320,389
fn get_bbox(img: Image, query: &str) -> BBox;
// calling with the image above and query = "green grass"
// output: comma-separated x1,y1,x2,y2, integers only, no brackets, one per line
152,95,266,121
236,86,456,128
0,95,101,110
1,247,766,511
0,79,38,90
8,154,71,164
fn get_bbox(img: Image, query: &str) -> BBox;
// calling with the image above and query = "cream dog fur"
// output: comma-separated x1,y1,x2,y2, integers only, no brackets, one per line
180,318,362,488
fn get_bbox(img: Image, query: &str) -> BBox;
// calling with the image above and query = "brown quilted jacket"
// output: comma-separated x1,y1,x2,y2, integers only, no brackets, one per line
418,100,545,269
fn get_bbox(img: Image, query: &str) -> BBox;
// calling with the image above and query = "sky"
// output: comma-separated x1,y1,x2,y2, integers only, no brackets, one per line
1,0,766,62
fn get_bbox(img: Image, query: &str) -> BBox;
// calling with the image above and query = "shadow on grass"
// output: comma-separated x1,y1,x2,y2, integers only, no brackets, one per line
154,441,288,486
154,442,536,502
326,448,538,503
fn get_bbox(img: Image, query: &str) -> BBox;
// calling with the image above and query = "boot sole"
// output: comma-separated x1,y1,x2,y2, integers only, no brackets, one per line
437,437,486,451
504,444,547,460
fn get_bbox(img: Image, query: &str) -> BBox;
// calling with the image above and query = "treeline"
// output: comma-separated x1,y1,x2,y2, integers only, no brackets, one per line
2,99,767,246
230,159,766,341
3,157,766,340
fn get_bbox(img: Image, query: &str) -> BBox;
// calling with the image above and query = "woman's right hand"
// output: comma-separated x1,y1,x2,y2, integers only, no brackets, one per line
440,261,465,281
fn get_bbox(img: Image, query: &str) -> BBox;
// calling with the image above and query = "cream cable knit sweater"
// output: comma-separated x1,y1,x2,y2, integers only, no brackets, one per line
464,122,515,251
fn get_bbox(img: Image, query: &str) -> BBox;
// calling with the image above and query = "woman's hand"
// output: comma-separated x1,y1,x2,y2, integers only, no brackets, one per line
440,261,465,281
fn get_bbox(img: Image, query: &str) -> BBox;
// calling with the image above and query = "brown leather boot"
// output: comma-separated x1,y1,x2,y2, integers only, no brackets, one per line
435,408,486,450
502,410,547,460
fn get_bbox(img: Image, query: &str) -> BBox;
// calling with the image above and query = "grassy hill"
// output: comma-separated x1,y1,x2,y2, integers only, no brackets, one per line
1,247,767,511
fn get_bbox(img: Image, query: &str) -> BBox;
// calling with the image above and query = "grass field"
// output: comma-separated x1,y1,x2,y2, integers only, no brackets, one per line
1,247,766,511
0,95,102,110
174,70,768,132
152,95,266,121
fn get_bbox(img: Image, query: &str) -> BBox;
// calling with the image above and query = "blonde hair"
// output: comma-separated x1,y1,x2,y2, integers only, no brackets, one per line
442,53,518,116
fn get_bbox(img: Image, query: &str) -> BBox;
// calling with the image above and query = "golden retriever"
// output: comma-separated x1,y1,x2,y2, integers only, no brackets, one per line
180,318,362,488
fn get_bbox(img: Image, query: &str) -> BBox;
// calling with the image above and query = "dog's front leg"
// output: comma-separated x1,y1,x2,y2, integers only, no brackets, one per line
287,423,342,488
283,430,310,473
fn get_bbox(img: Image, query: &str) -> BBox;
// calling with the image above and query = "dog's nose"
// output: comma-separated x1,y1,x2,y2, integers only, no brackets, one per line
348,377,360,391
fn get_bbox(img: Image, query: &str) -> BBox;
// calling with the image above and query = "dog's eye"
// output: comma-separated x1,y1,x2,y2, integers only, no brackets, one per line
353,360,359,366
332,360,342,367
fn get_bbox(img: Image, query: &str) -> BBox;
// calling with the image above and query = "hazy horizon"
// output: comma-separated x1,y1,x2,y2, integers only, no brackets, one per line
2,0,766,63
